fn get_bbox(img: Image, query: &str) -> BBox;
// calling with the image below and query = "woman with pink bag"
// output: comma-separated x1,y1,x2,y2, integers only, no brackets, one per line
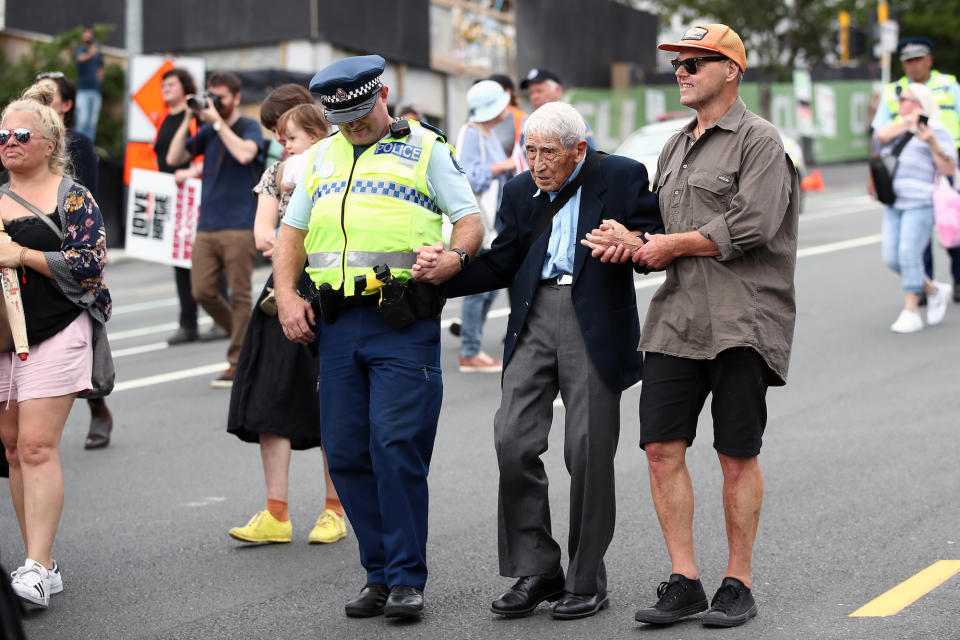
875,82,956,333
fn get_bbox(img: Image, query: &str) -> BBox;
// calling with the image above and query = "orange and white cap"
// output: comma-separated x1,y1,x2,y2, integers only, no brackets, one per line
658,24,747,73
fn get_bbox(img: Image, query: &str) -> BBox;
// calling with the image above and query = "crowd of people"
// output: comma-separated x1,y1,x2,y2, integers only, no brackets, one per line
0,17,957,635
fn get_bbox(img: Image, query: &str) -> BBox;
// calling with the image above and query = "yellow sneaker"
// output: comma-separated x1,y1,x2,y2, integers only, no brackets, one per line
308,509,347,544
228,510,292,543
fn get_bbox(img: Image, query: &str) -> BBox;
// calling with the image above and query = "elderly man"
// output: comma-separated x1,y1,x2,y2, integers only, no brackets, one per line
872,37,960,303
415,101,661,620
275,55,482,621
521,68,596,149
584,24,799,628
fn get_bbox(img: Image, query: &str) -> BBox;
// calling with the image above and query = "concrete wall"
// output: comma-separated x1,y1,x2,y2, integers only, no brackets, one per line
515,0,657,88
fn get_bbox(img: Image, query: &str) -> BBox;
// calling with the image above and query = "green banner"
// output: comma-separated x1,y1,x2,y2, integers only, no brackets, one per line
567,80,875,163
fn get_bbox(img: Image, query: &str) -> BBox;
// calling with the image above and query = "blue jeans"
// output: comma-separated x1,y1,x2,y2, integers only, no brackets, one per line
74,89,102,142
883,206,934,294
459,290,499,358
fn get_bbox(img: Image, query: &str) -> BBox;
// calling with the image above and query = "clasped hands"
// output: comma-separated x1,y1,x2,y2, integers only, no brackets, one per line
411,242,461,284
581,219,675,269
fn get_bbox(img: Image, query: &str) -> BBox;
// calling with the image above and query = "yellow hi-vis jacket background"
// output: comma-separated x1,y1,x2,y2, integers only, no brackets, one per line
883,70,960,145
302,122,446,297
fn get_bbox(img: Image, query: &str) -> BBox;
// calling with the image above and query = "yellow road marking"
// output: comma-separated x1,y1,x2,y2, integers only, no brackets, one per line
849,560,960,617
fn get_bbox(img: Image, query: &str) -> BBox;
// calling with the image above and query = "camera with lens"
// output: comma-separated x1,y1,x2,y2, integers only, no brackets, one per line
186,91,223,112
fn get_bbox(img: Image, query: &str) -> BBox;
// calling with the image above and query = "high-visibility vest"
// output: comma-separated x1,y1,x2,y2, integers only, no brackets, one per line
302,122,445,296
883,70,960,146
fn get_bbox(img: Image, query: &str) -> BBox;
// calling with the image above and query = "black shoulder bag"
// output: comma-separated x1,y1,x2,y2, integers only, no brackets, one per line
869,132,913,205
526,151,606,250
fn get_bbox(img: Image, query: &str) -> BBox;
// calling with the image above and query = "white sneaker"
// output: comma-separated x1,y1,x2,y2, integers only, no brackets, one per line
891,308,924,333
10,560,61,594
10,558,50,607
926,282,951,326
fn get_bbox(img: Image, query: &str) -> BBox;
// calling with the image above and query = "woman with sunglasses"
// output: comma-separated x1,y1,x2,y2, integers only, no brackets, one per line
875,83,955,333
34,71,113,447
0,83,111,609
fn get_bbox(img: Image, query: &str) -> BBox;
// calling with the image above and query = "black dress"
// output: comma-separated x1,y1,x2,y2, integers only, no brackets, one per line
227,270,322,450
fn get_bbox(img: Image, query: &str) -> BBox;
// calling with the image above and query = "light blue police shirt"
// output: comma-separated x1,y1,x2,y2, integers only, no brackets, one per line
283,138,478,230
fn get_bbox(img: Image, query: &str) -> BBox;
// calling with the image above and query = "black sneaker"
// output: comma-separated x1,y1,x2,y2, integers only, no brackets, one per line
634,573,708,624
701,577,757,627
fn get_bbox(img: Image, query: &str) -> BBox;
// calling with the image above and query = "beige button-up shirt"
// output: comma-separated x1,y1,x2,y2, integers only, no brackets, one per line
637,98,799,385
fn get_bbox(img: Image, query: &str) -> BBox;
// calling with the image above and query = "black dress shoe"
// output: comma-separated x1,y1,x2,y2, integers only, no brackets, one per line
166,327,198,345
84,399,113,450
344,583,389,618
552,592,609,620
384,585,424,620
490,568,565,617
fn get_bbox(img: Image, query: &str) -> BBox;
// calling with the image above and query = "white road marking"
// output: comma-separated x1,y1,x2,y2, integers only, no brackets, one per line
184,496,228,508
110,317,214,341
113,363,227,393
112,342,169,358
111,298,179,315
797,234,881,258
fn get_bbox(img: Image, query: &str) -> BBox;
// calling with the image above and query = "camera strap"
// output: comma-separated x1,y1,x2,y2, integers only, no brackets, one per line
527,150,605,252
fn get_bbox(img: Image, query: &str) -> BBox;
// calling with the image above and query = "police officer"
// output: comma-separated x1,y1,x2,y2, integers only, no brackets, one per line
872,37,960,302
274,55,482,621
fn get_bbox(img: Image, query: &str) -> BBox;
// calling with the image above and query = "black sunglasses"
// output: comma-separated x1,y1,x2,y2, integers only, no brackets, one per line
671,55,729,75
0,128,43,146
36,71,66,81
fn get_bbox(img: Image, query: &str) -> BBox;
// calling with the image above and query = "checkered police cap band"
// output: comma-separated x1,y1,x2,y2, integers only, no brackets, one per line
319,77,383,109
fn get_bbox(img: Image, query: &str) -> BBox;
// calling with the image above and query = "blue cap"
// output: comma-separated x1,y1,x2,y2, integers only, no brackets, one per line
897,37,934,60
309,55,386,125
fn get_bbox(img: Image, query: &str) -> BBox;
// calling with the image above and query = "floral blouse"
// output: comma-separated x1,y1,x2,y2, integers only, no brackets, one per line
254,161,293,218
46,182,111,322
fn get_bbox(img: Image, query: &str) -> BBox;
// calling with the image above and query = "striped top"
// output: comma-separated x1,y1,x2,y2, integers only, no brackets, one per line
885,123,955,210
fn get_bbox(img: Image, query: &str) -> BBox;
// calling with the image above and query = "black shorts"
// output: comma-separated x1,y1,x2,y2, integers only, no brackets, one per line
638,347,769,457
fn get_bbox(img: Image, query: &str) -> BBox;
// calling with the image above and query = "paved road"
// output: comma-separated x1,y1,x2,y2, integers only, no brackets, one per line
3,170,960,639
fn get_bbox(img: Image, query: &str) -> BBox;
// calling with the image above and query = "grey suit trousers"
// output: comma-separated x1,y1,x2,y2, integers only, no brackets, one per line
494,282,621,595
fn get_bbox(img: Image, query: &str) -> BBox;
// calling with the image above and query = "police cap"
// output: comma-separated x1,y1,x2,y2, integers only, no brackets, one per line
898,37,934,61
310,55,386,125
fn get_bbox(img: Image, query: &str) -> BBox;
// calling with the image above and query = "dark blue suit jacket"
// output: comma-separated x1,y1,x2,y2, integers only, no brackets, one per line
442,151,663,393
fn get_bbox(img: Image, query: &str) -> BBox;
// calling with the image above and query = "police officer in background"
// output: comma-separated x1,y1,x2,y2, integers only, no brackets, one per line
274,55,483,621
872,37,960,302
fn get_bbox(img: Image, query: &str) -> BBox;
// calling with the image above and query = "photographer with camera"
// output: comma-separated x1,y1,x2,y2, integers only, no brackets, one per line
167,71,264,386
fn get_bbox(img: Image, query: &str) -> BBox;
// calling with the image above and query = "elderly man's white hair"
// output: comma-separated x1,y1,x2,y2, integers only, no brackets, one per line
523,102,587,149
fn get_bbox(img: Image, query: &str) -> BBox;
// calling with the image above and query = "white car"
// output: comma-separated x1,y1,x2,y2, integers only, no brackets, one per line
614,116,807,208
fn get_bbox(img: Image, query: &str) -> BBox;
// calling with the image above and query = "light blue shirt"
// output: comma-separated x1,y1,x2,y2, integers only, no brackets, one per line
283,137,479,230
539,157,585,279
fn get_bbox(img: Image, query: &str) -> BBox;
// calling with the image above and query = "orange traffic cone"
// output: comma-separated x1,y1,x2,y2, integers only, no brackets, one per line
801,170,824,192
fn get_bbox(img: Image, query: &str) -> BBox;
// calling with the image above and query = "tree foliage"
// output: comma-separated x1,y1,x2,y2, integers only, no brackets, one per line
650,0,848,81
0,25,125,160
896,0,960,80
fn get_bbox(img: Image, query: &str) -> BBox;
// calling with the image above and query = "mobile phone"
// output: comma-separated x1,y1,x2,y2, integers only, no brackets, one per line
918,114,929,126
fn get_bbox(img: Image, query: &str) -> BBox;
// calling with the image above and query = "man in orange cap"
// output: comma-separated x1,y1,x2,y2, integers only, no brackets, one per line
582,24,799,628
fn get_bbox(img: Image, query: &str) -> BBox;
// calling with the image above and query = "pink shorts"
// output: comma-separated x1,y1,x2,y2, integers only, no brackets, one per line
0,312,93,403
